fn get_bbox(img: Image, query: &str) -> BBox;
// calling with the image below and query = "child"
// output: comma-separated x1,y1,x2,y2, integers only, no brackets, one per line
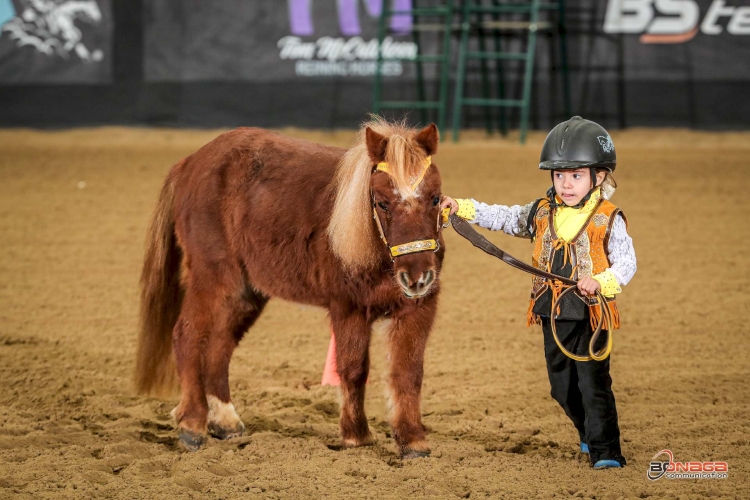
442,116,636,469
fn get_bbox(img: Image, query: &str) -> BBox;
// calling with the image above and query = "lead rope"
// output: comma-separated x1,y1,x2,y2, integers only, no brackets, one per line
449,214,614,362
549,286,613,362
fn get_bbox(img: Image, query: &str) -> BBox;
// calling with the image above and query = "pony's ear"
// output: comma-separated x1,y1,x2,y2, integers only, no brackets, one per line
415,123,439,156
365,127,388,163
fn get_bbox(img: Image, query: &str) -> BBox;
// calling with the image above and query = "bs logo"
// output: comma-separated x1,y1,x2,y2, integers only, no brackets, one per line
604,0,750,43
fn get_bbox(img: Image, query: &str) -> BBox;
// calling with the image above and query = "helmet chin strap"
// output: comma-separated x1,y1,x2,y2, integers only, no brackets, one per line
547,168,599,209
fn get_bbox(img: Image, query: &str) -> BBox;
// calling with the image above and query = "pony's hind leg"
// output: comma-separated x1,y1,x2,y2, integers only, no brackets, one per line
171,292,212,451
387,299,437,459
204,287,268,440
330,306,373,448
172,278,267,451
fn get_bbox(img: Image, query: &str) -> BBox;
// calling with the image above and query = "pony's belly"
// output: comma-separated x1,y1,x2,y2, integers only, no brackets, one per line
242,260,331,308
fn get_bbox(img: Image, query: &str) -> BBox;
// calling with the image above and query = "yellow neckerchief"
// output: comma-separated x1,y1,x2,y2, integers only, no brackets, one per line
553,187,602,242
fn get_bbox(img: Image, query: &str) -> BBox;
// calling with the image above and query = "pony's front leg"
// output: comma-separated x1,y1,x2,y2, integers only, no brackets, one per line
330,307,373,448
387,297,437,459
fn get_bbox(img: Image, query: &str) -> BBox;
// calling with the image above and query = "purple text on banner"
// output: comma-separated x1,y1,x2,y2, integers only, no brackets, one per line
289,0,412,37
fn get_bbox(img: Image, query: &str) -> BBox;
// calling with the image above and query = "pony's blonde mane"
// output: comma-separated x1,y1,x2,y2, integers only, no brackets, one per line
328,117,430,271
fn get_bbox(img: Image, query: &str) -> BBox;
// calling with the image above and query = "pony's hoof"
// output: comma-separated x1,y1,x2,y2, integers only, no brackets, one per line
208,420,245,440
207,396,244,440
179,429,206,452
401,448,430,460
342,433,374,449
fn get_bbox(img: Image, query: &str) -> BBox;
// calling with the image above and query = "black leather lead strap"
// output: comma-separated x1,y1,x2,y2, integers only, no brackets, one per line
449,214,576,286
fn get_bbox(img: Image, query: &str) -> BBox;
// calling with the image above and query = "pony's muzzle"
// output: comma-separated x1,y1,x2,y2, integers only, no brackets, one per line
397,269,435,298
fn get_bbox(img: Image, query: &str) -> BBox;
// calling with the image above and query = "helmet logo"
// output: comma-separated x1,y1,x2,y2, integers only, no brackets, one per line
597,135,614,153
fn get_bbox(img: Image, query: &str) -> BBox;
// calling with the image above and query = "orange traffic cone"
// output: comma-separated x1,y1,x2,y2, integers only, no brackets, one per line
321,329,341,386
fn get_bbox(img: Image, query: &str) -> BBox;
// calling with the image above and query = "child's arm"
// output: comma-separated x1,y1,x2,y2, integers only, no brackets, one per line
441,196,535,239
584,214,636,297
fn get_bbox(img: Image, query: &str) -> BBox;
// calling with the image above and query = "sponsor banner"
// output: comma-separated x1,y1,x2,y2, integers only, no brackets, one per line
0,0,112,84
144,0,750,84
602,0,750,81
144,0,422,82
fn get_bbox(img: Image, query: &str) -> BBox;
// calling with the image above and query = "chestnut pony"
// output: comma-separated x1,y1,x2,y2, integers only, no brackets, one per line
135,118,446,458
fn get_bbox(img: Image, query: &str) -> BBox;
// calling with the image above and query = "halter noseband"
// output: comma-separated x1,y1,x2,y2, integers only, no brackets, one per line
371,156,449,260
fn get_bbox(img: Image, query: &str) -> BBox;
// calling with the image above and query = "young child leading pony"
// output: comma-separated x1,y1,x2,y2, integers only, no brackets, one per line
135,118,446,458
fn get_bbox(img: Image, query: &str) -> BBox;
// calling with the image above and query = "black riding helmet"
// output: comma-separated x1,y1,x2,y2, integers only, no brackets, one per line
540,116,616,208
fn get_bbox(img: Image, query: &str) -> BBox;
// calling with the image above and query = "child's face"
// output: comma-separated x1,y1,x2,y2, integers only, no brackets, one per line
552,168,604,206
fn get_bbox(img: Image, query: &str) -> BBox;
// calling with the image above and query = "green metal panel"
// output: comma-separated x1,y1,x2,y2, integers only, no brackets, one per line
372,0,455,136
451,0,569,144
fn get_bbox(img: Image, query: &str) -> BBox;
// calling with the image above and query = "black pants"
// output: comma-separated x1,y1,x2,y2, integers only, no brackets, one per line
541,318,626,466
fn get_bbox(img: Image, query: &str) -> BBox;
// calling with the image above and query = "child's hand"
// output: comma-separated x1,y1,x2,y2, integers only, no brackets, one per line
441,196,458,215
577,277,601,296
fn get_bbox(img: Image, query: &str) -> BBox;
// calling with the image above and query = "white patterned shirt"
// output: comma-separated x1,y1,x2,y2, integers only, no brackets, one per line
467,199,637,287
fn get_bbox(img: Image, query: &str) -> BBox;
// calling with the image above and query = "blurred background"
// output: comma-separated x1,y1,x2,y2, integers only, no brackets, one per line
1,0,748,133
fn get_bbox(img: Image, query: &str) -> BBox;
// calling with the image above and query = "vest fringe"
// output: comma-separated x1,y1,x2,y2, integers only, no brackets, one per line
526,300,542,327
528,198,625,330
588,301,621,331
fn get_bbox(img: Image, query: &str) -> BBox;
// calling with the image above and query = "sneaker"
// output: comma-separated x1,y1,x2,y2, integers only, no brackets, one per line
593,459,623,469
580,442,589,454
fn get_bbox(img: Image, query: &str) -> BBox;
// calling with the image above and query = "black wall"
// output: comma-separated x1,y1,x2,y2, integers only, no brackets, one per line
1,0,748,130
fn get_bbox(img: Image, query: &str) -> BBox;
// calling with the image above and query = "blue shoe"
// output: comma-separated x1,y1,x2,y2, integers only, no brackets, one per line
580,442,589,454
593,459,622,469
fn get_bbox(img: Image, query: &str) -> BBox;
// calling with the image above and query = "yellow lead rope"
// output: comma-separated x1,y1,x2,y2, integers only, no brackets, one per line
550,285,614,362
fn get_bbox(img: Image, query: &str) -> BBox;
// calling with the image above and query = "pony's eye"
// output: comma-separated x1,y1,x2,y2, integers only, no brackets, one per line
377,201,388,211
432,196,440,206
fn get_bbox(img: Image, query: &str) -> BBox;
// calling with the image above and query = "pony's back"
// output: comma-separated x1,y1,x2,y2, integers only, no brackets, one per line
170,128,348,306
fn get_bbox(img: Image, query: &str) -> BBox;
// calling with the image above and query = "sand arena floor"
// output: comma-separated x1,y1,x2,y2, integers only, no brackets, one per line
0,127,748,499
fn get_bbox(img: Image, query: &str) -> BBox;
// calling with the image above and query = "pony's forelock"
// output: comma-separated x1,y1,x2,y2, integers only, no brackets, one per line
328,117,429,271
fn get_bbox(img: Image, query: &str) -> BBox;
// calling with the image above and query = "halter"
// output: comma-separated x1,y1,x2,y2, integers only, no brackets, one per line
371,156,450,260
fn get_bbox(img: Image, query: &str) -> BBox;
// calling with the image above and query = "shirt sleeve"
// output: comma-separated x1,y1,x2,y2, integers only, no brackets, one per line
592,213,636,295
456,198,534,239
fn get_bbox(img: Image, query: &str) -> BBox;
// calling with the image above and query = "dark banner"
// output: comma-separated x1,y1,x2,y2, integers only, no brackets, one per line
598,0,750,82
142,0,750,84
0,0,748,128
144,0,421,82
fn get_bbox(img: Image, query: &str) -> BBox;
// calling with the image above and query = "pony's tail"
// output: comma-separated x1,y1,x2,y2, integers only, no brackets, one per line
135,174,182,397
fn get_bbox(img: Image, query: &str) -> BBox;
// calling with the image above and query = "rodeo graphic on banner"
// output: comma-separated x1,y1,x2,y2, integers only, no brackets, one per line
144,0,419,82
0,0,111,83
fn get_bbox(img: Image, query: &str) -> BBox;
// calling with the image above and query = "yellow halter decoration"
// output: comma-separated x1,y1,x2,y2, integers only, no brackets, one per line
376,156,432,191
371,156,449,258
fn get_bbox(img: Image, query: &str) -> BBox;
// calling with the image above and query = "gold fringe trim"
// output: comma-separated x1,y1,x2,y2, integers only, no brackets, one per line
526,299,541,327
527,295,621,330
589,301,620,331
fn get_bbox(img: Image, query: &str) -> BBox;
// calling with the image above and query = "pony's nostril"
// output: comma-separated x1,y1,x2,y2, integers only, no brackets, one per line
422,270,435,288
398,271,411,289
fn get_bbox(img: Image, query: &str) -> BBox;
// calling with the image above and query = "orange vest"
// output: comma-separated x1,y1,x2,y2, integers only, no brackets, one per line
527,198,626,330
